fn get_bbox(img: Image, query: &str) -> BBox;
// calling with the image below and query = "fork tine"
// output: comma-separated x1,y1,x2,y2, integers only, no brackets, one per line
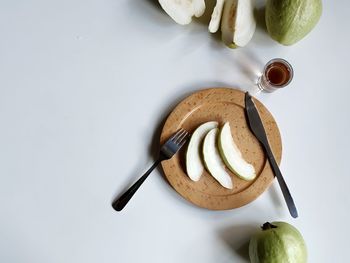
168,128,184,141
161,129,189,159
171,129,186,143
175,130,188,144
177,133,189,148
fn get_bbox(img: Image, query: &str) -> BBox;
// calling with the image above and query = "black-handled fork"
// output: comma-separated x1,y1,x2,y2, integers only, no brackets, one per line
112,128,189,212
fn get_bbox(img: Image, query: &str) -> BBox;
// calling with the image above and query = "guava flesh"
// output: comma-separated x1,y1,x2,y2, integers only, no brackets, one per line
221,0,256,48
218,122,256,180
186,121,218,181
203,128,233,189
158,0,206,25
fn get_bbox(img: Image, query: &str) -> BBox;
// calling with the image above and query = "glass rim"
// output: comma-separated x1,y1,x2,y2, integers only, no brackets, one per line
263,58,294,88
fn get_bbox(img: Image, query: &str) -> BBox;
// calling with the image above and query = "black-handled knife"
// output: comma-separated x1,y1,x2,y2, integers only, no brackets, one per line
244,92,298,218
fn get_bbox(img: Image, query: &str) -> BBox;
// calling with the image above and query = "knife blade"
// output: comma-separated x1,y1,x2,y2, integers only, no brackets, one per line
244,92,298,218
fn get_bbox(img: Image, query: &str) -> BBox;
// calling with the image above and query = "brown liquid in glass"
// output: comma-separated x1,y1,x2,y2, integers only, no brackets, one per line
265,62,291,86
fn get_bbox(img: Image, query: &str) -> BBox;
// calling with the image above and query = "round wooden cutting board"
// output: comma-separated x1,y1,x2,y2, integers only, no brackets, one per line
160,88,282,210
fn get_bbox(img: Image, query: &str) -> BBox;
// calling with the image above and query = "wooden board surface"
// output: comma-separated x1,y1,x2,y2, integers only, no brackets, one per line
160,88,282,210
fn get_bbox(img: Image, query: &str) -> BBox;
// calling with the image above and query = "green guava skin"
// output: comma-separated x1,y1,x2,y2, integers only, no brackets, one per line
266,0,322,45
249,222,307,263
227,43,238,49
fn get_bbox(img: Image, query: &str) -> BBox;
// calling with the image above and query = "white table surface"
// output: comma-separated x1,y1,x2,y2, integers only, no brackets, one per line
1,1,349,262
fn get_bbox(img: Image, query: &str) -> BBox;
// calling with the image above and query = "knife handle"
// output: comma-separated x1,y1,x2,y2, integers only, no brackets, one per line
265,146,299,218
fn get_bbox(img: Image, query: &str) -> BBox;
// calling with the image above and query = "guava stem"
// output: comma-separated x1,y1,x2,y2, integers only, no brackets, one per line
261,222,278,230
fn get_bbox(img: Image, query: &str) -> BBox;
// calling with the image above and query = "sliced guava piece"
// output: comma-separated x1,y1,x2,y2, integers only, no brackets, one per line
203,128,233,189
186,121,218,181
208,0,225,33
158,0,206,25
221,0,256,48
218,122,256,181
192,0,206,17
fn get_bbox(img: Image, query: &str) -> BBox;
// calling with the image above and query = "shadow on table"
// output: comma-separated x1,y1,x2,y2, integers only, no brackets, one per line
111,81,234,210
255,6,267,32
267,180,286,215
217,223,259,262
110,88,195,210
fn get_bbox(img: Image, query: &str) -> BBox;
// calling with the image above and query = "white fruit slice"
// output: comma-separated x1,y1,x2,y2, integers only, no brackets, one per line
218,122,256,180
221,0,256,48
186,121,218,181
203,128,233,189
208,0,225,33
158,0,206,25
192,0,206,17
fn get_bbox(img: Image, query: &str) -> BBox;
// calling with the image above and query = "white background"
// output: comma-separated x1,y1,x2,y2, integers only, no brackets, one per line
0,0,349,262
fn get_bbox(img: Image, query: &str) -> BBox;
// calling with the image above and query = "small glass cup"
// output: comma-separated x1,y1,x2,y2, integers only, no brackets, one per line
257,58,294,92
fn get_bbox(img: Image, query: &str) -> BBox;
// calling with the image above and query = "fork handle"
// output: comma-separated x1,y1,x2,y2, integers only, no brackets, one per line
112,159,162,211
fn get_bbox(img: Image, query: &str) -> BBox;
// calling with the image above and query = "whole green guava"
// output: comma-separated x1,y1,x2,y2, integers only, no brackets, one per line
249,222,307,263
266,0,322,45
